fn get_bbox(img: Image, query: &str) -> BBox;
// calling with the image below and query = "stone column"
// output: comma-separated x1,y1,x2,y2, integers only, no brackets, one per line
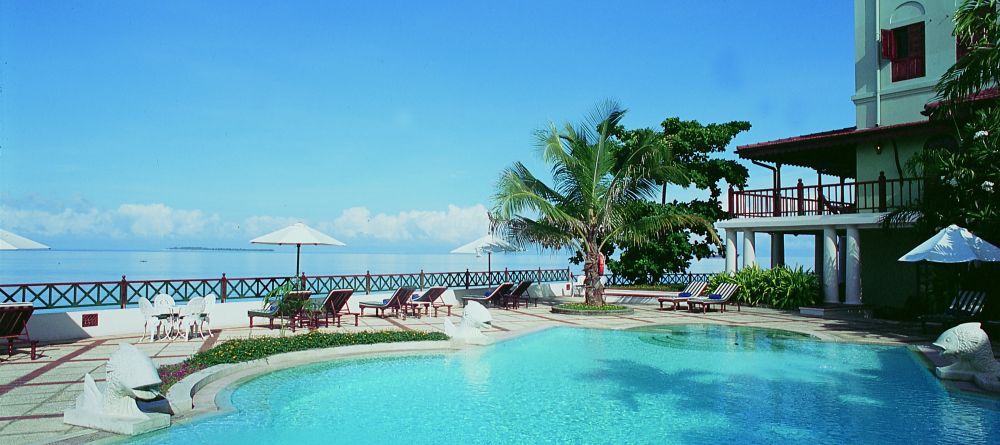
743,230,757,268
823,227,839,304
725,229,737,274
845,226,862,305
770,233,785,268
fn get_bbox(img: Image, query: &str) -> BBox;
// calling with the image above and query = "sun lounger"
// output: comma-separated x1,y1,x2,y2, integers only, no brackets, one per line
312,289,358,327
504,280,534,309
0,303,37,360
687,283,740,313
359,287,415,319
247,290,312,330
462,282,513,308
920,290,987,333
657,281,709,311
408,286,450,317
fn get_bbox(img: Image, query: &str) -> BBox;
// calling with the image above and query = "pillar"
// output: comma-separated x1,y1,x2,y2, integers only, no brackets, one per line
814,233,823,275
823,227,839,304
845,226,862,305
743,230,757,268
770,233,785,268
725,229,737,274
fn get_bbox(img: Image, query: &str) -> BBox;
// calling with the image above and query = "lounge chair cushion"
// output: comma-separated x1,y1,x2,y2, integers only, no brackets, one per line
679,292,692,298
708,294,722,300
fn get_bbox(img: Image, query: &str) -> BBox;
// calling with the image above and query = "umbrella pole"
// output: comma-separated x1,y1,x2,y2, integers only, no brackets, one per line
488,252,492,287
296,244,301,276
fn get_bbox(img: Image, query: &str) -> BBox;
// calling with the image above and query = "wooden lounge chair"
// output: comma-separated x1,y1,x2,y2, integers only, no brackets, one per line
407,286,451,317
687,283,740,313
312,289,358,327
247,290,312,330
0,303,38,361
657,281,709,311
462,282,513,308
504,280,534,309
359,287,415,319
920,290,987,333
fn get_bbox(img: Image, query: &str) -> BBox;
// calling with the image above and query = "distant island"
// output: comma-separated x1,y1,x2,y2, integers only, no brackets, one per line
168,247,274,252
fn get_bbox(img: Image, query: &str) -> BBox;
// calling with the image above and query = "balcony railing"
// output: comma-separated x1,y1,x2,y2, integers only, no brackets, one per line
727,172,922,218
0,268,571,310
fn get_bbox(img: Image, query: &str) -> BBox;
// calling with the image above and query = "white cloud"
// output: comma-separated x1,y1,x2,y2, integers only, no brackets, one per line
0,206,119,237
328,204,489,243
1,199,490,245
0,203,222,239
117,204,219,238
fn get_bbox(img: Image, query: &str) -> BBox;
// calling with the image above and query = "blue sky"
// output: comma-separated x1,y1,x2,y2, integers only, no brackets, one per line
0,1,855,252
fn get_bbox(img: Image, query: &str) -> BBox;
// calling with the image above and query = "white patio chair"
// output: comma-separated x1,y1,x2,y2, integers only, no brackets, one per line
178,297,207,341
570,274,586,297
138,297,162,342
152,293,176,309
198,293,216,337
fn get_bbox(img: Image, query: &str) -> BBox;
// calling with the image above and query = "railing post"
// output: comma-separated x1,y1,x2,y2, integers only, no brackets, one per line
796,179,805,216
300,272,307,291
504,267,509,283
465,268,470,289
878,171,887,212
365,270,371,295
420,269,425,290
120,275,127,309
537,267,542,285
221,273,227,303
727,185,734,217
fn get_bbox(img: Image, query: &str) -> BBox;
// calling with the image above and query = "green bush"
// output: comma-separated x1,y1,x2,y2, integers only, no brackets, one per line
557,303,628,311
708,266,819,309
606,284,686,292
158,330,448,391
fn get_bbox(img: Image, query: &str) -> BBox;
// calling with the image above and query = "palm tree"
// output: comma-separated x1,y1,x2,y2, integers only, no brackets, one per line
935,0,999,110
492,102,718,306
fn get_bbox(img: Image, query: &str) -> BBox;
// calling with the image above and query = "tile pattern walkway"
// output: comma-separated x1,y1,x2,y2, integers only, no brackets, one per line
0,303,949,444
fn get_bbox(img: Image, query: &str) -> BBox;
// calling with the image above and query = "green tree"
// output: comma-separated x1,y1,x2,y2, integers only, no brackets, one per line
935,0,1000,110
492,102,717,305
606,118,750,282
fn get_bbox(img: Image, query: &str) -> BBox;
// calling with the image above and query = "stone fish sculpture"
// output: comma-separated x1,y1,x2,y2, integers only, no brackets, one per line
64,343,171,435
444,301,493,345
933,322,1000,393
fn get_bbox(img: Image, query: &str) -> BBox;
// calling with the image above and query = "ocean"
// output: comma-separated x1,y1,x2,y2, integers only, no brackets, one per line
0,248,814,285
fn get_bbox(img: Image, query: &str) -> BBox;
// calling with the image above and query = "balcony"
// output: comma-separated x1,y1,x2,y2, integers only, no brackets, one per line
727,172,922,218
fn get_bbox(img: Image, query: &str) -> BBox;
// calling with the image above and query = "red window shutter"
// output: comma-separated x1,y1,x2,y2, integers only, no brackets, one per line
909,22,925,78
880,29,896,60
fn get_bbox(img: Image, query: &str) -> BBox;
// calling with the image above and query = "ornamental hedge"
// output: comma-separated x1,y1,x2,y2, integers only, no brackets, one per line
159,330,448,391
708,266,820,310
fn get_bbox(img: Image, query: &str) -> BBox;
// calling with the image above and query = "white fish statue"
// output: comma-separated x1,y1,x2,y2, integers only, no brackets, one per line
444,301,493,345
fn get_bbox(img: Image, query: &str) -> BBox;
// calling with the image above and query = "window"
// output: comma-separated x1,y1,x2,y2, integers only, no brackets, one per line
880,21,925,81
956,8,990,61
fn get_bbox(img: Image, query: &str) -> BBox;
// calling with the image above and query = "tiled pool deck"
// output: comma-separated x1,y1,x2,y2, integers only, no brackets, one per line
0,303,970,444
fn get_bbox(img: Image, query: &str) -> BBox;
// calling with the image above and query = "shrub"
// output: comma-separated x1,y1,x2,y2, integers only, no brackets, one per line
158,330,448,392
557,303,628,311
605,284,686,292
708,266,820,309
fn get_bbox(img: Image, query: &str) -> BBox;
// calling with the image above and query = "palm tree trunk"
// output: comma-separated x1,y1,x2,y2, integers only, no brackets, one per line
583,241,605,306
661,183,667,205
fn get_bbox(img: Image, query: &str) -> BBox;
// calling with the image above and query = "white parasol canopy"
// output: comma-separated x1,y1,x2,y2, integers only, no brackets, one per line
250,222,345,275
898,224,1000,263
0,229,50,250
451,234,522,286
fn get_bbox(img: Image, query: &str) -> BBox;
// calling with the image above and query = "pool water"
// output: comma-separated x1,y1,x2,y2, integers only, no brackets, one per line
129,325,1000,444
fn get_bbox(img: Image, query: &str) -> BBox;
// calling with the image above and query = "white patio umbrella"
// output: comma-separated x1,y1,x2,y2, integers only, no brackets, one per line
451,234,523,285
250,222,345,275
898,224,1000,263
0,229,49,250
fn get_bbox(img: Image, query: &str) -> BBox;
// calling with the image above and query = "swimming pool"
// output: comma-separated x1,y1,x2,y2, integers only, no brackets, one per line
130,325,1000,444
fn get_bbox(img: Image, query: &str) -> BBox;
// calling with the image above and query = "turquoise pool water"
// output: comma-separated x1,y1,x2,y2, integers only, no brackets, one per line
131,325,1000,444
